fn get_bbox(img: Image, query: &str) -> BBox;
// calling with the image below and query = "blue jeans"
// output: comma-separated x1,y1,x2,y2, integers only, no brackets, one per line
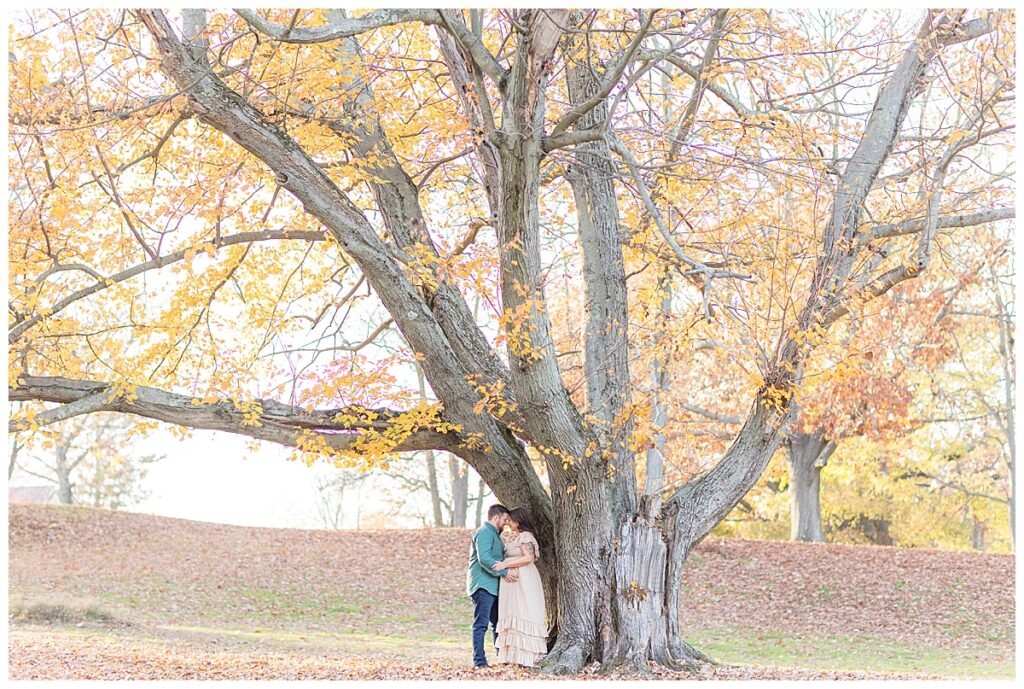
471,588,499,667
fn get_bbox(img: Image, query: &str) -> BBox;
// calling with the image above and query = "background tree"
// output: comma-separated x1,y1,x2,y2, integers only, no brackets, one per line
716,235,1014,551
8,9,1013,673
11,413,162,509
383,450,492,528
309,466,371,529
895,240,1015,549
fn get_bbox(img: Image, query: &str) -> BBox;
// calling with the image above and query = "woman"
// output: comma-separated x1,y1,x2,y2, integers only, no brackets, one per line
491,507,547,667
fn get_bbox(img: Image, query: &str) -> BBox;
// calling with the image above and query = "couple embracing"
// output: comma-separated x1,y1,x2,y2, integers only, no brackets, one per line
466,504,546,669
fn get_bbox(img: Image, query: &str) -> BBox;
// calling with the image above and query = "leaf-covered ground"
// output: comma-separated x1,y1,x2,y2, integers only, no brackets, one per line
8,504,1015,680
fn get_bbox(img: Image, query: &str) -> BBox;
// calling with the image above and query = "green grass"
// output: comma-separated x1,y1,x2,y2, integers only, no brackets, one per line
234,587,364,615
153,623,465,658
688,626,1013,679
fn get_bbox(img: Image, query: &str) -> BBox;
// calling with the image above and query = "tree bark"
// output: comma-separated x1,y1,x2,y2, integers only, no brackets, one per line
563,14,637,518
786,432,837,542
9,436,22,480
992,265,1015,549
643,274,673,513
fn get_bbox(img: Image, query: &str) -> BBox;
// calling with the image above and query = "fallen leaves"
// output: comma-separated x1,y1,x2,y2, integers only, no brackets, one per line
8,627,946,681
7,503,1015,680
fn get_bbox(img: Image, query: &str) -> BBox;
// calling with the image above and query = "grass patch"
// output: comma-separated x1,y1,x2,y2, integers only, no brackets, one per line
232,588,366,617
10,596,122,627
688,626,1013,679
155,623,464,657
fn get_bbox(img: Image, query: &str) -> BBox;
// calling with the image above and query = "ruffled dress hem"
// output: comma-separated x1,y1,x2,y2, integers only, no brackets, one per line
495,615,547,667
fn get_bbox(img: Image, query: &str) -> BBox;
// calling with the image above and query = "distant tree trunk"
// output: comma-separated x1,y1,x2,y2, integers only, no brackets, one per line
970,517,987,551
355,480,364,529
424,450,445,527
786,432,837,542
474,476,486,528
9,437,22,480
449,455,469,527
415,363,446,527
54,443,74,505
857,516,894,545
334,485,345,529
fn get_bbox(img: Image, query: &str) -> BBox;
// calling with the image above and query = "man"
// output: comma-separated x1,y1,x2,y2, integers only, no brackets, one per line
467,503,519,669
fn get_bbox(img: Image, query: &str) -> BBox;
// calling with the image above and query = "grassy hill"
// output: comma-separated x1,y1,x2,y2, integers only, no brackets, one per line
8,503,1015,680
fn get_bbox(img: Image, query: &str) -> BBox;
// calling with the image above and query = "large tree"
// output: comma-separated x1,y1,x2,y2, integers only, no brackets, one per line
8,9,1014,673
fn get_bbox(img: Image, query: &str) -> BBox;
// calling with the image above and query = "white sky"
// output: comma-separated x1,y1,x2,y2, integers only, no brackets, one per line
132,431,346,530
8,425,432,530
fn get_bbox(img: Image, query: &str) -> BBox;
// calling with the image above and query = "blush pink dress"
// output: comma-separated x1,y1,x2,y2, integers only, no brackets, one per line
495,531,547,666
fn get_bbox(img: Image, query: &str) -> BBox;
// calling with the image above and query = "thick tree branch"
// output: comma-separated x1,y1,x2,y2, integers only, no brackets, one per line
9,375,458,454
235,8,508,86
136,10,554,556
681,403,741,425
870,207,1015,240
492,8,590,455
667,10,729,159
562,11,639,516
436,9,508,86
304,12,513,395
665,10,996,552
660,54,751,117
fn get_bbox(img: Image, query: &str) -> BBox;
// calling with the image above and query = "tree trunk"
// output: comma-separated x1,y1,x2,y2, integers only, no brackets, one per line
474,476,486,528
786,432,836,542
55,443,74,505
542,493,714,675
993,268,1015,549
334,485,345,529
414,364,445,527
643,274,673,512
9,437,22,480
970,517,987,551
449,455,469,528
424,450,444,527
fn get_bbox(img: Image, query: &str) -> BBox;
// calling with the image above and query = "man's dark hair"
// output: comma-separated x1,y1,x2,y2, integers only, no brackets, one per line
487,504,510,520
